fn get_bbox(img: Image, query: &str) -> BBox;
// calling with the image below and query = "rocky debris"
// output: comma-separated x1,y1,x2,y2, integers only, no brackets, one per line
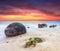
5,22,26,37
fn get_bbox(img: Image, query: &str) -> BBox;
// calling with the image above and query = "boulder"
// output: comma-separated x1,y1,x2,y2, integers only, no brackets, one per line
38,24,47,28
49,25,57,28
5,22,26,37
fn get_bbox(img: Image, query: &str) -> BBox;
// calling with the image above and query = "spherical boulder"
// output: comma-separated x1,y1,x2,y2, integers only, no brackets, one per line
5,22,26,37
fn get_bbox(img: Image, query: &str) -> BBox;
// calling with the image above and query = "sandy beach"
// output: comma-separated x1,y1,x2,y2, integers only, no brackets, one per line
0,21,60,51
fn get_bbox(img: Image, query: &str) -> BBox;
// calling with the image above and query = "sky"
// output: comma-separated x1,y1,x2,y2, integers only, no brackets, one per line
0,0,60,21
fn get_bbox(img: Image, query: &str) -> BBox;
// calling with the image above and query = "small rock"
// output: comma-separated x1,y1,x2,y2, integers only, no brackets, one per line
27,27,30,29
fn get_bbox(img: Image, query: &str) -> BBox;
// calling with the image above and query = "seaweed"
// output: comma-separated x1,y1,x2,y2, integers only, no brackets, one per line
24,37,43,48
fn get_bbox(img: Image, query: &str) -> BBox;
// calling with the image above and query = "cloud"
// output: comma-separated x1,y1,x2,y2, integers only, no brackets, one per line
0,0,60,17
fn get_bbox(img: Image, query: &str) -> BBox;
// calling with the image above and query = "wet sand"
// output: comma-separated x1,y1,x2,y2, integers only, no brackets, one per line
0,28,60,51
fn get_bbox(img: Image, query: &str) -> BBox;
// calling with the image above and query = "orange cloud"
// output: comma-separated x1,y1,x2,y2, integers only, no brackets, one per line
0,9,60,21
